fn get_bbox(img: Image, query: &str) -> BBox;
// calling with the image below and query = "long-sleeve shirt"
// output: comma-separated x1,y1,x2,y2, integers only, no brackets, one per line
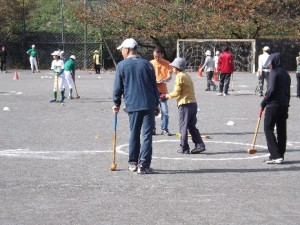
166,71,197,107
113,55,159,112
201,56,215,72
217,51,234,74
263,53,290,107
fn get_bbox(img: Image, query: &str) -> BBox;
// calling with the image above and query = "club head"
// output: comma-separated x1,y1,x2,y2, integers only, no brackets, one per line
247,148,257,154
76,96,80,99
110,163,117,171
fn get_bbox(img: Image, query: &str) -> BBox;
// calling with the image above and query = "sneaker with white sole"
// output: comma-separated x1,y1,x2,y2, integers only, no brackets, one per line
217,93,223,96
128,163,138,172
265,158,284,164
137,166,154,175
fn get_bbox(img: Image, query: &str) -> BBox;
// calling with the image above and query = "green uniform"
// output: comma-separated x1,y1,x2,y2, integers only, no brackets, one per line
26,49,38,57
64,59,76,74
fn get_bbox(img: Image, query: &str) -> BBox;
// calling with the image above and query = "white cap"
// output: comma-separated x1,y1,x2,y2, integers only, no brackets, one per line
32,45,35,48
263,46,270,51
117,38,138,50
51,51,60,56
94,50,99,53
70,55,76,60
216,51,220,55
205,50,211,56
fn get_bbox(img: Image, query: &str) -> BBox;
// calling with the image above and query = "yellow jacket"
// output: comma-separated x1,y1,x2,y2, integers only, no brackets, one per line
166,72,196,107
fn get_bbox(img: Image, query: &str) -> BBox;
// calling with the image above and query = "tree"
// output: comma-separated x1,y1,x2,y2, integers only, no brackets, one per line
68,0,299,40
0,0,36,42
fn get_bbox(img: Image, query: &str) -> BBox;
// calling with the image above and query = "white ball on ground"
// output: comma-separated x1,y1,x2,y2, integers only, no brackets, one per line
227,121,235,126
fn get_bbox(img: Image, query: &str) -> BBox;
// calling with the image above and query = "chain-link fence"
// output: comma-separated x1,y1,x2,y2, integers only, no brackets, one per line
1,0,108,71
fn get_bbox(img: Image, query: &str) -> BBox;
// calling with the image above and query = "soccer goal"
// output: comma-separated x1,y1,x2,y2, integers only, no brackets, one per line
177,39,256,73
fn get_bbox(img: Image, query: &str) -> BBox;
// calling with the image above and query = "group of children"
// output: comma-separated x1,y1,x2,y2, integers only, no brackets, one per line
49,51,77,103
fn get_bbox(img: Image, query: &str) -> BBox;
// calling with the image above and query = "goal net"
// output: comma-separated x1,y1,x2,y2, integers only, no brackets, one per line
177,39,256,73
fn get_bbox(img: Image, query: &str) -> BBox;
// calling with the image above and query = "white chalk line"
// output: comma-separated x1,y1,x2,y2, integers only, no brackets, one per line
0,149,111,160
1,140,298,161
116,140,270,161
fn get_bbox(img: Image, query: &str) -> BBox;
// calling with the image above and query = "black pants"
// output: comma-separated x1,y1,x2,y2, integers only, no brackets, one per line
94,64,100,74
296,73,300,97
264,105,289,159
178,103,205,151
258,71,269,95
219,73,231,94
206,71,216,89
0,61,7,71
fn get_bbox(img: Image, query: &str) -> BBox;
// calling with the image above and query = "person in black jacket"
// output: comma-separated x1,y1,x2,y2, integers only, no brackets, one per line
260,53,291,164
0,46,8,73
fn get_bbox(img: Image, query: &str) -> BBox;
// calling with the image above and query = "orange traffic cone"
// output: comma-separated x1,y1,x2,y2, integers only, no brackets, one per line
198,65,203,77
13,71,19,80
213,68,218,81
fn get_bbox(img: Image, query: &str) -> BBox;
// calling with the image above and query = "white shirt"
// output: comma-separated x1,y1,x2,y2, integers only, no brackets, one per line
51,59,64,73
258,52,270,73
213,55,219,69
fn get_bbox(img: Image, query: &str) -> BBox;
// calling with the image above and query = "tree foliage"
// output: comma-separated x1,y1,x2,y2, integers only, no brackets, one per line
68,0,300,41
0,0,36,42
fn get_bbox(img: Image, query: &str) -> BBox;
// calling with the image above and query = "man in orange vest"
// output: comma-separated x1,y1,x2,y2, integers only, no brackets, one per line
150,47,173,136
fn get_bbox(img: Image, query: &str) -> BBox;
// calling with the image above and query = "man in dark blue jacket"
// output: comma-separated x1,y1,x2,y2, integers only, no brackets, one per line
112,38,160,174
261,53,291,164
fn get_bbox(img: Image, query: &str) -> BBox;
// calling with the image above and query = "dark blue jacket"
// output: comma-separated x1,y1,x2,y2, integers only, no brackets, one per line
113,55,159,112
264,53,290,107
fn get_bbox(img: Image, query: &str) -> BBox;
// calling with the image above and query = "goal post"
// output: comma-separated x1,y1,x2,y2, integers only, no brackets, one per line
177,39,256,73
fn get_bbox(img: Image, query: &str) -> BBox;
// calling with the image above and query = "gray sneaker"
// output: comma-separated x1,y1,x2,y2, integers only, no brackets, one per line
191,147,206,154
137,166,154,175
128,163,138,172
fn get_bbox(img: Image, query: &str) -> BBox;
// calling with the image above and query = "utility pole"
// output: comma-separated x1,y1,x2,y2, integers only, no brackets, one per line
61,0,65,50
83,0,87,70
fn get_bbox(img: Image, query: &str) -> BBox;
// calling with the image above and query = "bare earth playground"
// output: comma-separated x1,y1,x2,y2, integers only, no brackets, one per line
0,70,299,225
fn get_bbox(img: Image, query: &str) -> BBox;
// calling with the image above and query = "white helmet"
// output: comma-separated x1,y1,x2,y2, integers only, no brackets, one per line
205,50,211,56
70,55,76,60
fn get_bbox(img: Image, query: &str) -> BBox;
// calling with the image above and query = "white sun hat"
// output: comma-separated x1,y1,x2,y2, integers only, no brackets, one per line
205,50,211,56
51,51,60,56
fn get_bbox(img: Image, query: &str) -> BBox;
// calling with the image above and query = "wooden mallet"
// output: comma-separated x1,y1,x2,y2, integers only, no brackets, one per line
247,108,264,154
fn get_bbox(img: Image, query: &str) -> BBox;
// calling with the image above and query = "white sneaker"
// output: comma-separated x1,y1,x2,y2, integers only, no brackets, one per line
265,158,284,164
128,163,138,172
217,93,222,96
223,93,230,96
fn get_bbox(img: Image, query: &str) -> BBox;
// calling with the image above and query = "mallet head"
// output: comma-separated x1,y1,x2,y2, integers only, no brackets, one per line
247,148,257,154
110,163,117,171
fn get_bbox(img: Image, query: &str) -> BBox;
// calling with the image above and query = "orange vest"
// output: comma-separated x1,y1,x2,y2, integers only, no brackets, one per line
150,59,172,94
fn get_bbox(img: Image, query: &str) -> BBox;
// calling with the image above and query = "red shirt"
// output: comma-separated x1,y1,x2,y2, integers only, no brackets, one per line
217,51,234,74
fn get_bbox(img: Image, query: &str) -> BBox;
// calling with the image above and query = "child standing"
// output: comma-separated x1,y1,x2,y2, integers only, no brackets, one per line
161,57,206,154
50,51,65,103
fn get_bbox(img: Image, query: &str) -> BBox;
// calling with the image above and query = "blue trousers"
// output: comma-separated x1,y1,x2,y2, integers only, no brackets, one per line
128,110,155,168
